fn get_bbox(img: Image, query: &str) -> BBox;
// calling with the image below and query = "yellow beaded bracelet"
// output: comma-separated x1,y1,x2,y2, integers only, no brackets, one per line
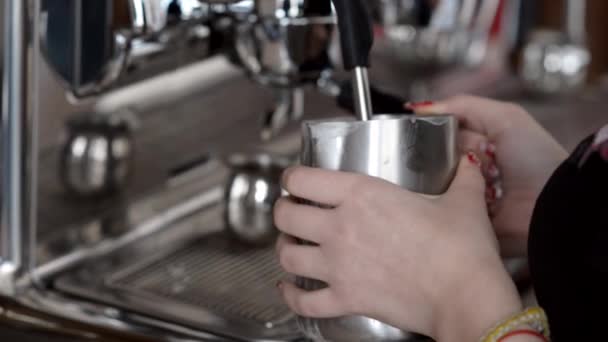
479,307,550,342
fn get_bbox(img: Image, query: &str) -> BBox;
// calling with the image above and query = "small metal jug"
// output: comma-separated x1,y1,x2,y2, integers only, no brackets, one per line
297,114,458,341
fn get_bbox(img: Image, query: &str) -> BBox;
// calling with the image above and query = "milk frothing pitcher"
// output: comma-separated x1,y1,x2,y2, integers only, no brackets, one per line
297,114,458,341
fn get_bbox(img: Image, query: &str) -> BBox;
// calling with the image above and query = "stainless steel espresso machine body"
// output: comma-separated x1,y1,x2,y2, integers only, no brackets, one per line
378,0,502,68
40,0,215,98
1,0,337,341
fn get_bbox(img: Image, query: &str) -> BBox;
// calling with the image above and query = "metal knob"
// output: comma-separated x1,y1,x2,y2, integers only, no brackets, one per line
224,154,290,245
60,112,135,197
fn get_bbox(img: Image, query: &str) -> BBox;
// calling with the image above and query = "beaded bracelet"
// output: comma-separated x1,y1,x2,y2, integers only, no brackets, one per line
479,307,550,342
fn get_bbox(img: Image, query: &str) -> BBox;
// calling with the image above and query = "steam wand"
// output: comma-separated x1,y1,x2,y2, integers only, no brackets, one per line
331,0,375,121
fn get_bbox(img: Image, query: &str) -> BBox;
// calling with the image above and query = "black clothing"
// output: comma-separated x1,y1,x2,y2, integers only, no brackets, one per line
529,127,608,341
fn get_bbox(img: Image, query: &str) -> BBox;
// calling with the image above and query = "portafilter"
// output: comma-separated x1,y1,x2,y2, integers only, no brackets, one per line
233,0,336,88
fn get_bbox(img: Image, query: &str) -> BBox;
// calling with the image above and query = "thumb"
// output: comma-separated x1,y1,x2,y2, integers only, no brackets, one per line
445,152,486,206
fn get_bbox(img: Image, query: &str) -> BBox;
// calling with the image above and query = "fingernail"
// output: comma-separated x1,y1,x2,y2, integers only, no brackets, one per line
494,183,504,201
485,183,504,203
405,101,435,110
480,141,497,159
467,151,482,167
276,281,283,290
486,144,497,159
486,163,500,179
280,167,295,189
479,141,488,153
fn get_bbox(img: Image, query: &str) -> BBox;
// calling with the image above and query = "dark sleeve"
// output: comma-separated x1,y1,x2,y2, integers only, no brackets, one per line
528,132,608,342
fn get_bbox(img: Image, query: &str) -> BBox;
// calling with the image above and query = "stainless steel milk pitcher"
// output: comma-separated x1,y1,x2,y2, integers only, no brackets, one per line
297,114,458,341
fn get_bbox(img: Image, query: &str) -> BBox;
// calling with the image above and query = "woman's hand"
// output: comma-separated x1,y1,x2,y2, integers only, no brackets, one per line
274,155,523,342
409,96,568,257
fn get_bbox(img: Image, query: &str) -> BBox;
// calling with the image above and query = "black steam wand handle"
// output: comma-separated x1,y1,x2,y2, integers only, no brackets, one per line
332,0,375,121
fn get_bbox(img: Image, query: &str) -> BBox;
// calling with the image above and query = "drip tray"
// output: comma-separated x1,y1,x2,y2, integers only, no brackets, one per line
54,232,301,341
110,235,289,326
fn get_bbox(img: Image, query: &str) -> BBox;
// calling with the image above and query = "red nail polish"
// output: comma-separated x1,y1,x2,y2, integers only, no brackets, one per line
486,143,497,159
486,183,504,203
487,164,500,178
467,152,481,167
485,186,497,203
479,141,488,153
406,101,435,109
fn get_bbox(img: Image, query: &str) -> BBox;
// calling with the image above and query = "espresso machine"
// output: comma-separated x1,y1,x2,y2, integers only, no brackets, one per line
375,0,590,96
2,0,416,341
0,1,589,341
1,0,342,341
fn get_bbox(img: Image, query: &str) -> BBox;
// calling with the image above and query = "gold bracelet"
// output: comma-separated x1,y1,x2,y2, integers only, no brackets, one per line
479,307,550,342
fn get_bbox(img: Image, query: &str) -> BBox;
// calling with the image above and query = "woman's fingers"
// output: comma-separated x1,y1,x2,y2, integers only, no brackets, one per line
459,130,504,208
460,130,501,183
275,232,298,251
278,281,346,318
459,130,487,154
444,153,487,208
274,197,335,243
276,234,329,281
407,95,522,139
281,166,361,207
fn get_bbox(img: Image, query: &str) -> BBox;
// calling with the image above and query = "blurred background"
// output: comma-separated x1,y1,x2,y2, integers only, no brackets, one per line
0,0,606,341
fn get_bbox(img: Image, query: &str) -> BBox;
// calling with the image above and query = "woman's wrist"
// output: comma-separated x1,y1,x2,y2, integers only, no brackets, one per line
496,325,548,341
433,259,523,342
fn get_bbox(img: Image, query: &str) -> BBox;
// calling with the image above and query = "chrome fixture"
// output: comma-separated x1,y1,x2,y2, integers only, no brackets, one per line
1,0,32,296
520,0,590,94
379,0,502,67
376,0,591,94
261,87,305,140
60,111,136,197
233,0,335,88
224,154,289,245
40,0,213,97
232,0,336,139
37,0,337,140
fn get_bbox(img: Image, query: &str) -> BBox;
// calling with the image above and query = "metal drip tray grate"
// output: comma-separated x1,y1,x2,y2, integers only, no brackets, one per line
55,232,300,341
107,235,292,327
